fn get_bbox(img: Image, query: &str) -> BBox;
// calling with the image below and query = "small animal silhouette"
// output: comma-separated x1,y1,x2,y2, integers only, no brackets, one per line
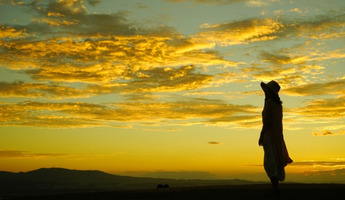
157,184,169,189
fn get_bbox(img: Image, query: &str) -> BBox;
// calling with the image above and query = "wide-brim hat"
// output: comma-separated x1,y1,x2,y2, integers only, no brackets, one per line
261,80,280,94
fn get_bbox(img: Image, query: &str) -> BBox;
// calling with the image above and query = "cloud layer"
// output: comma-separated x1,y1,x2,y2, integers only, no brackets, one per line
0,150,67,158
0,0,344,134
0,99,259,128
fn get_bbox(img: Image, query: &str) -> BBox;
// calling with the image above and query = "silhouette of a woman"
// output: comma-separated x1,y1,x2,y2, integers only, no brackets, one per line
259,80,293,197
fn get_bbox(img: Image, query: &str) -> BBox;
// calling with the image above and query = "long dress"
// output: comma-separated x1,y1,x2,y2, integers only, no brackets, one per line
262,99,293,181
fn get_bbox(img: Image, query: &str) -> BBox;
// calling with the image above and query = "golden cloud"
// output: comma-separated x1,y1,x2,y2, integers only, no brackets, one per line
1,0,344,133
4,1,342,103
0,29,239,96
0,65,221,98
0,101,106,127
296,97,345,119
32,17,78,26
0,65,225,99
242,65,308,85
243,47,327,86
196,18,283,46
121,65,214,93
0,81,94,98
1,32,238,78
207,114,261,127
0,26,27,38
0,99,258,128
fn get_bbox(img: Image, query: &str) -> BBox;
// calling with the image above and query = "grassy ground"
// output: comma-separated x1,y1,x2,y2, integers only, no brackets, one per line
6,183,345,200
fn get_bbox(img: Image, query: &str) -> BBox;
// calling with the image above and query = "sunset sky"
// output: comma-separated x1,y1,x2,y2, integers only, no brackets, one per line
1,0,345,183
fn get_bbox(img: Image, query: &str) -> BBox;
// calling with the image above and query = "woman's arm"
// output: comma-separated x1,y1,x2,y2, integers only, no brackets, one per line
259,100,273,146
259,130,264,146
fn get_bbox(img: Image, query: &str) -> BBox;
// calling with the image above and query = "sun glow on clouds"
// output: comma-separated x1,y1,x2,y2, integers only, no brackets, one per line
1,0,345,181
0,99,259,128
198,18,283,46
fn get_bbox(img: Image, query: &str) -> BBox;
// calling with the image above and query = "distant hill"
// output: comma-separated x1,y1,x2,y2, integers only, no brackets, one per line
0,168,256,198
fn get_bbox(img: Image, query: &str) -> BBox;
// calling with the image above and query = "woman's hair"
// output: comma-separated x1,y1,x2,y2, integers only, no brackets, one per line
265,89,282,104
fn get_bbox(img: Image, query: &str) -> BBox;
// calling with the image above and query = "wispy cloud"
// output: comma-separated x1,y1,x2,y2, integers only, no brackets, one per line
292,13,345,39
313,130,345,136
292,160,345,167
165,0,271,7
86,0,101,6
124,170,218,179
296,97,345,119
0,150,68,158
284,79,345,96
165,0,243,5
0,81,93,98
287,167,345,183
236,11,345,86
208,141,222,145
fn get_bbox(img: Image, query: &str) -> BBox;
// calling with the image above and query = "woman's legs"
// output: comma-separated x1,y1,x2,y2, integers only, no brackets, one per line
270,176,280,196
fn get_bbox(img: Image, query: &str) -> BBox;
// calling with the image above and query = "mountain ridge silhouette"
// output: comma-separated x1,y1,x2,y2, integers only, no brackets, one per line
0,167,256,198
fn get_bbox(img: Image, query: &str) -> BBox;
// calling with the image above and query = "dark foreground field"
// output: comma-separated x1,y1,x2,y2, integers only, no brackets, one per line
7,184,345,200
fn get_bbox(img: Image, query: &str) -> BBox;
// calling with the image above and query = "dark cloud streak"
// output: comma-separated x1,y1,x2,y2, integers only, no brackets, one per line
165,0,248,6
0,150,67,158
